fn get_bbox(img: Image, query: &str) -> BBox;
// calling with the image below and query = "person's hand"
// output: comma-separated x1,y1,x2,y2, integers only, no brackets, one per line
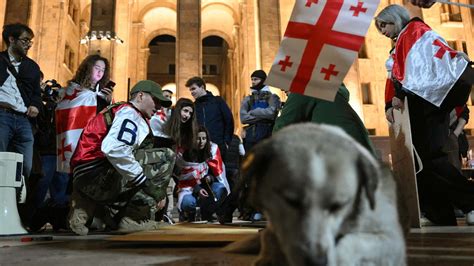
410,0,435,8
198,188,209,199
101,87,113,103
392,97,403,110
453,128,462,137
26,106,39,118
156,198,166,211
385,107,395,123
203,175,213,184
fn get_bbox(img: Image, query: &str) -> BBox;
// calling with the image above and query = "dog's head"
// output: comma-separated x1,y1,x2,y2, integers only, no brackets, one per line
242,123,380,266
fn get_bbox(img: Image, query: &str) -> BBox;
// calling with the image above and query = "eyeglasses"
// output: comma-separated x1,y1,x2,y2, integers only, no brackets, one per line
17,38,33,46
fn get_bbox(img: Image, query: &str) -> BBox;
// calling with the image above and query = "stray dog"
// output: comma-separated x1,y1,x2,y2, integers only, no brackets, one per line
238,123,406,266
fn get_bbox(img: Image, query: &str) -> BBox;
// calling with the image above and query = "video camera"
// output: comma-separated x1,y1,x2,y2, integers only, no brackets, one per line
42,79,62,101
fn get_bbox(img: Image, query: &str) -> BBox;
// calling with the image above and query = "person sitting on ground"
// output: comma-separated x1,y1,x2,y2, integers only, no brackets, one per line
68,80,172,235
175,126,230,222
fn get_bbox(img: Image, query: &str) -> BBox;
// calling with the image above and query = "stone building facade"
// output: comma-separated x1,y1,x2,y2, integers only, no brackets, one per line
0,0,473,136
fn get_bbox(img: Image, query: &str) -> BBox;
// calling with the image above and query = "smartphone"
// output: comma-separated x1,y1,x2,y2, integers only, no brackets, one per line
105,80,116,91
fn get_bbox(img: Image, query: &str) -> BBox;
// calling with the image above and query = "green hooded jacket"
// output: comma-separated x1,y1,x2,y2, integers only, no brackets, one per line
273,84,375,154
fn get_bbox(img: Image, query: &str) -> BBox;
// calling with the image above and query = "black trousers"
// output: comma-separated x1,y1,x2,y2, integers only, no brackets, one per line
407,75,474,225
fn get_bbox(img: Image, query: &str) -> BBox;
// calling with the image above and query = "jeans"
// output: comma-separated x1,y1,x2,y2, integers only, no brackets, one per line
34,155,70,207
181,182,227,215
0,109,34,178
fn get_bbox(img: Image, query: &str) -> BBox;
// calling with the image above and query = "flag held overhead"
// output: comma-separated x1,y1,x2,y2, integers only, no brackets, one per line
266,0,380,101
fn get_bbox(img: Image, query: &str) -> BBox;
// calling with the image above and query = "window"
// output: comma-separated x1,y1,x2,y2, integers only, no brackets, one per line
68,1,78,24
440,0,462,22
168,64,175,75
358,42,368,59
367,129,376,135
209,65,217,75
462,41,468,56
63,44,75,71
202,64,207,75
361,83,372,104
447,40,458,50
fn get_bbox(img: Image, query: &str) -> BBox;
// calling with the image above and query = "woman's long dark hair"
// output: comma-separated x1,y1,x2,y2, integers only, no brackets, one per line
70,54,110,89
165,98,198,150
183,125,212,163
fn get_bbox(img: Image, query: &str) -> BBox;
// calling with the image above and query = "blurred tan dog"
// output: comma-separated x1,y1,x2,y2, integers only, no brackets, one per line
239,123,406,266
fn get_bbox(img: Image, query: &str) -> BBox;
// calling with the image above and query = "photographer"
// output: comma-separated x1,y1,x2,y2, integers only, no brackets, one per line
28,75,69,231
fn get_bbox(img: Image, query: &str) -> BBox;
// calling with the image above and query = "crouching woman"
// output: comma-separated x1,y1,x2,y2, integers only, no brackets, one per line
176,126,230,222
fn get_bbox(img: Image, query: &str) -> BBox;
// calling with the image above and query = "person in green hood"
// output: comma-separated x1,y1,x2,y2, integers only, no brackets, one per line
273,83,375,154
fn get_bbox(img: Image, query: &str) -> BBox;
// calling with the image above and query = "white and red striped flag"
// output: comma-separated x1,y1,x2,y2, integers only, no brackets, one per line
391,19,468,107
55,86,97,173
266,0,380,101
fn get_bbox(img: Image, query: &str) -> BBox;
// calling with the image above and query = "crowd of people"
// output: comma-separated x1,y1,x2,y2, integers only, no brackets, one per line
1,0,474,236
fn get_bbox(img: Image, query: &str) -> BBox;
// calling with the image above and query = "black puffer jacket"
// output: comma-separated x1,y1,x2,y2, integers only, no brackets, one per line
194,91,234,146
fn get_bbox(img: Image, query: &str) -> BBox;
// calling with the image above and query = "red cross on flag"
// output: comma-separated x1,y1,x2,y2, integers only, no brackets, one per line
391,19,468,107
266,0,380,101
55,86,98,173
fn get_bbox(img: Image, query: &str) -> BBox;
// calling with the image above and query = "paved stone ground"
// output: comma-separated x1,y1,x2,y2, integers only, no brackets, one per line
3,221,474,265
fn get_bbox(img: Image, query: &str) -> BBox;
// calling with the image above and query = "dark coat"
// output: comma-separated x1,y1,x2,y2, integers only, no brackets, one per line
194,91,234,146
0,51,42,111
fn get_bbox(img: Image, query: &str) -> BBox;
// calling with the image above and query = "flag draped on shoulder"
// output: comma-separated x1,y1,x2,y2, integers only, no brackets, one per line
391,19,468,107
55,86,97,173
266,0,380,101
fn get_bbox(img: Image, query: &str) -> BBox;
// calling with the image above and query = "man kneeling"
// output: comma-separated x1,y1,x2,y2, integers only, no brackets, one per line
69,80,173,235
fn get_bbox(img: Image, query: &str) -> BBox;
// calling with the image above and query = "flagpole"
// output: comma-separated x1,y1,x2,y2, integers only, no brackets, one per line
436,0,474,8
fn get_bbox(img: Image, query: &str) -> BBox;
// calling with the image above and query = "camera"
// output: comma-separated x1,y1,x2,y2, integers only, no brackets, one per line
42,79,62,101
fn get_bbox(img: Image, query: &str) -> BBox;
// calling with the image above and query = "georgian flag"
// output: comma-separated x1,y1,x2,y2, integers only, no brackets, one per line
175,142,230,211
391,19,468,107
55,86,97,173
266,0,380,101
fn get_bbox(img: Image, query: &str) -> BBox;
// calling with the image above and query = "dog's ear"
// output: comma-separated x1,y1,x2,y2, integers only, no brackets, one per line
357,148,380,210
241,142,272,209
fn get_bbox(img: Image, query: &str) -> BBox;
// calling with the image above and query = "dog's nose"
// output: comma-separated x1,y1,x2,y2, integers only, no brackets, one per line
305,255,328,266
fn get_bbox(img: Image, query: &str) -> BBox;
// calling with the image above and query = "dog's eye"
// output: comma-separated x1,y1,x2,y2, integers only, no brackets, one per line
282,194,302,209
328,203,343,213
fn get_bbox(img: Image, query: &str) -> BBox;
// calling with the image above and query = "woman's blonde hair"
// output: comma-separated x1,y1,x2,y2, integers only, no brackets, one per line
374,4,411,37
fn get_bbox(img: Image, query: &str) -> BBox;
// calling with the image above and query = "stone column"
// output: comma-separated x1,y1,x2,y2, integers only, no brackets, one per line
128,22,144,89
0,1,8,48
113,0,132,101
176,0,201,99
34,0,66,79
257,0,281,72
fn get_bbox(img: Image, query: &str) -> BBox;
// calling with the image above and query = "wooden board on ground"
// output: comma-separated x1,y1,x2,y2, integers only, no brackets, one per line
108,223,260,243
389,99,421,228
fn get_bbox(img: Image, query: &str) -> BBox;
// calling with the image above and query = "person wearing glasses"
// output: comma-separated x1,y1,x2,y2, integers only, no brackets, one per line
0,23,42,184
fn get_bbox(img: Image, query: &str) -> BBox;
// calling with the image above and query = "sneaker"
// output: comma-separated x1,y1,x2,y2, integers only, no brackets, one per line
69,207,89,236
466,211,474,225
251,212,264,222
118,217,161,232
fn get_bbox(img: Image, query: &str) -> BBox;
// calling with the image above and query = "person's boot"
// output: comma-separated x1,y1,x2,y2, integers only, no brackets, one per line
69,207,89,236
118,217,161,232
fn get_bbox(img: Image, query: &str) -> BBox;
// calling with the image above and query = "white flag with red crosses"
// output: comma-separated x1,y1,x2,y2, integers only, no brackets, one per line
55,86,97,173
266,0,380,101
391,19,468,107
